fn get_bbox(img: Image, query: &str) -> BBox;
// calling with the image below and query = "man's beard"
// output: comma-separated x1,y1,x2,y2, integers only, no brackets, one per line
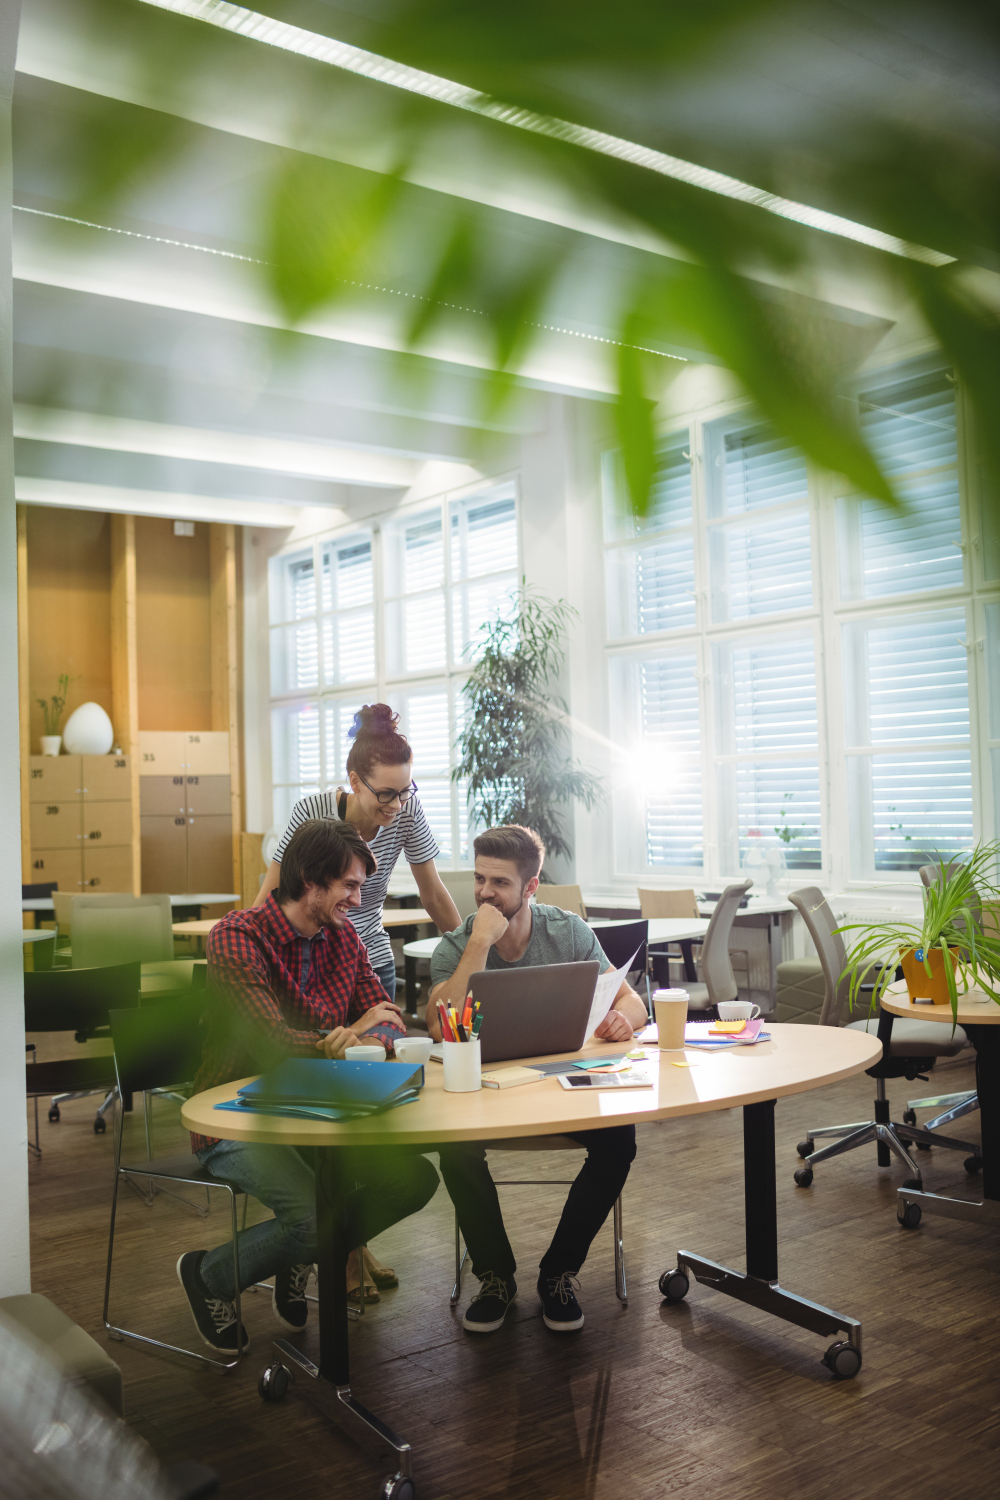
476,890,524,922
305,888,343,929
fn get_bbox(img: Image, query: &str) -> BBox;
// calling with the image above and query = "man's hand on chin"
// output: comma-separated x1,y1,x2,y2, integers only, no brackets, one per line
595,1010,634,1043
472,901,508,945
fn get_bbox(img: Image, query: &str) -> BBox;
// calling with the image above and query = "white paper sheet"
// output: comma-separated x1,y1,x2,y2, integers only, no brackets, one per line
585,946,641,1040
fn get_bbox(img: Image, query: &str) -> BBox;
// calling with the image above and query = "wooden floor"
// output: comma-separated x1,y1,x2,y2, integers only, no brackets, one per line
27,1055,998,1500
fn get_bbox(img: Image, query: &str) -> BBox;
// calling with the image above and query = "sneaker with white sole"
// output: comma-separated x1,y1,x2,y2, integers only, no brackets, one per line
462,1272,516,1333
537,1272,585,1331
176,1251,249,1353
273,1262,312,1330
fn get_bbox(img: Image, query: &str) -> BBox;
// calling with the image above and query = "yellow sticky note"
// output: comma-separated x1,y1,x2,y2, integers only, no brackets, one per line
711,1021,747,1034
671,1059,694,1068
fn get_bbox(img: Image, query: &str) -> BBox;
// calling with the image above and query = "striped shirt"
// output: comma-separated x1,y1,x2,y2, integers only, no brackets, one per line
273,791,439,971
190,894,403,1151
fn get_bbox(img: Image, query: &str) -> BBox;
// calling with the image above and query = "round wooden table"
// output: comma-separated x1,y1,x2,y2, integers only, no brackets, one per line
182,1024,881,1494
882,983,1000,1229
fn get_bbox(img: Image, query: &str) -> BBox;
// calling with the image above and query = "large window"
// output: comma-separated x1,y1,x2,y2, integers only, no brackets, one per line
269,484,518,862
605,357,988,886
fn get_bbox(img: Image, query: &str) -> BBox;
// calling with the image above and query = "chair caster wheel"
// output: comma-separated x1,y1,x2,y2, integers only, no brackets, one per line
901,1177,922,1191
796,1139,814,1159
378,1477,415,1500
94,1116,107,1134
964,1155,982,1174
898,1201,922,1230
48,1106,60,1123
903,1109,917,1126
658,1269,689,1303
916,1142,931,1151
793,1167,813,1188
822,1341,862,1379
258,1363,290,1402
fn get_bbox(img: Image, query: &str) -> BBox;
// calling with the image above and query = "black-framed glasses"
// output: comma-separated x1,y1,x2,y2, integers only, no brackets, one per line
358,773,418,806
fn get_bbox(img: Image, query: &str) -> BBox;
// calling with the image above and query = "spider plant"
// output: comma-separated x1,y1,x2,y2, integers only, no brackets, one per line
836,841,1000,1027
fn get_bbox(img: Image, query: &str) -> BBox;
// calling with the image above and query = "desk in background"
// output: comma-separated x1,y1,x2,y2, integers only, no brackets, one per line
23,893,239,930
182,1023,879,1491
883,984,999,1229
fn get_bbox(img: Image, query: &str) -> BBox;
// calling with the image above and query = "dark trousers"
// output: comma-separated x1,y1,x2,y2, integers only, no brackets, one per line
437,1125,636,1282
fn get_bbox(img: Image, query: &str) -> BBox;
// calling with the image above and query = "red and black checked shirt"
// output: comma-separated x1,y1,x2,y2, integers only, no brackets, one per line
190,894,404,1151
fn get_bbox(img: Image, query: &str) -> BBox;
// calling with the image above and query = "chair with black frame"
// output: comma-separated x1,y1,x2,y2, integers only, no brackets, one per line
667,879,753,1012
593,918,651,1015
901,860,981,1138
24,963,142,1154
787,886,982,1190
103,997,250,1373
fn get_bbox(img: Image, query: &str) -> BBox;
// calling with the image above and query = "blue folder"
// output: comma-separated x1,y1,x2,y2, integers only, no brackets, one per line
213,1057,425,1121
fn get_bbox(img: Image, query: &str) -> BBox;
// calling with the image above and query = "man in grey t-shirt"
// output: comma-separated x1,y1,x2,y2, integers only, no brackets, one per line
428,826,648,1337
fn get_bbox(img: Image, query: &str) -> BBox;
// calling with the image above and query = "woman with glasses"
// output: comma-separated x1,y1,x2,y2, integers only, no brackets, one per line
257,703,461,1001
254,703,461,1305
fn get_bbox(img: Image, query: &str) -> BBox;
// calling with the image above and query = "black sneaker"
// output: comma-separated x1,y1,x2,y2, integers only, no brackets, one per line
176,1251,249,1353
273,1262,312,1330
462,1272,517,1333
537,1272,585,1332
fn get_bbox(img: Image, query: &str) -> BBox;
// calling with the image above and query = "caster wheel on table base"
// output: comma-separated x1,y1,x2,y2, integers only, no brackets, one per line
796,1139,814,1159
378,1477,415,1500
898,1201,922,1230
793,1167,814,1188
48,1106,60,1123
964,1155,982,1175
658,1269,689,1303
258,1363,290,1402
822,1342,862,1379
93,1116,106,1135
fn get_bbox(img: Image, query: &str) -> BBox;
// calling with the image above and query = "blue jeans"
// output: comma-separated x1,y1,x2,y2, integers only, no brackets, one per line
373,959,397,1002
196,1139,438,1301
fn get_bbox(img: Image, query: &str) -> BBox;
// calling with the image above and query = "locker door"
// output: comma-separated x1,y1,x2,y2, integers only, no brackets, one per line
81,755,132,801
185,775,231,815
30,800,82,850
186,815,233,893
140,775,187,817
28,756,82,802
81,802,133,848
141,814,188,893
82,846,135,892
27,848,83,893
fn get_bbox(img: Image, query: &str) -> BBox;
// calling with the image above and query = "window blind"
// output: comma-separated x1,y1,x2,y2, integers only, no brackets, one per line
855,368,962,598
711,509,813,620
605,440,696,638
722,426,809,514
399,689,455,859
845,610,972,871
725,637,818,755
735,762,822,871
639,655,703,868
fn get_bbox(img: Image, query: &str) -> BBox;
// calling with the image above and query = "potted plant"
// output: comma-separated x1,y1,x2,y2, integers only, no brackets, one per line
454,587,604,876
837,840,1000,1025
37,674,70,756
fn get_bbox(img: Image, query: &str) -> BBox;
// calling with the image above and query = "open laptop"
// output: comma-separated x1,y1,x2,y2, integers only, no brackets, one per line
429,960,600,1065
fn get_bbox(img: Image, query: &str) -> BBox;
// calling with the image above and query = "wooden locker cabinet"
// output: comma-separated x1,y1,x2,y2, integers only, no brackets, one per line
140,776,187,817
140,813,188,893
26,754,135,893
185,775,230,815
186,813,234,891
138,733,233,893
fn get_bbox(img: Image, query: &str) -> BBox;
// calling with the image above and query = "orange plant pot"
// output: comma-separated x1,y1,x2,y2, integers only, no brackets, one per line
900,945,959,1004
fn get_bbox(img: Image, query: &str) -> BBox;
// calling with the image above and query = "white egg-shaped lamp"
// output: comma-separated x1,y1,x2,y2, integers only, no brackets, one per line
62,701,115,756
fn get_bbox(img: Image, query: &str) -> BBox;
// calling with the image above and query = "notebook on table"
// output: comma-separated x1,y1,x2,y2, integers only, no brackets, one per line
214,1057,425,1122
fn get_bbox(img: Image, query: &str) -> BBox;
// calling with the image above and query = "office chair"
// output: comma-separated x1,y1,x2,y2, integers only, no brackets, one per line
787,887,981,1190
103,999,249,1372
903,861,981,1138
70,894,174,969
667,879,752,1011
638,888,701,984
24,963,142,1151
592,919,651,1014
450,1139,627,1309
536,884,588,919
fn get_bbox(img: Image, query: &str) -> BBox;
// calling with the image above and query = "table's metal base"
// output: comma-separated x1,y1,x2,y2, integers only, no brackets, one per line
677,1252,862,1353
273,1338,413,1485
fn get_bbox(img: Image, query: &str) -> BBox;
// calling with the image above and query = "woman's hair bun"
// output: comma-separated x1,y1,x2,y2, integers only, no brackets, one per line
349,703,400,740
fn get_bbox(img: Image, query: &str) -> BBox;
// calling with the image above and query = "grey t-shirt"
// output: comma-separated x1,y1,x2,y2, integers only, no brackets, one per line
430,903,613,985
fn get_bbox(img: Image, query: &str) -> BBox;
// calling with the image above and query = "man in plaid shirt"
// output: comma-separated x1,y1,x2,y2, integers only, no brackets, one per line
177,819,439,1354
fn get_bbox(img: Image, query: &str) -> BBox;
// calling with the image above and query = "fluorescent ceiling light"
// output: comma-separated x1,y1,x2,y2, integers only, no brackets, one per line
141,0,952,268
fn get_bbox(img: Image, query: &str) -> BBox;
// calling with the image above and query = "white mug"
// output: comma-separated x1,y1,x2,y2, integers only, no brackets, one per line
394,1037,434,1066
717,1001,761,1022
347,1044,386,1061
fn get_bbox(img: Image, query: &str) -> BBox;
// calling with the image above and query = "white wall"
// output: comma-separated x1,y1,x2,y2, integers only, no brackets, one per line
0,0,31,1297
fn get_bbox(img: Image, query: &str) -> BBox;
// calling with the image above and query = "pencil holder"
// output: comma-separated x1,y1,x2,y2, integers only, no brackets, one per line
442,1037,481,1092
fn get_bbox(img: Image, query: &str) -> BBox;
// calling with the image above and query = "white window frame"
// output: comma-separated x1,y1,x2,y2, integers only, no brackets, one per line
267,476,521,865
603,352,998,892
